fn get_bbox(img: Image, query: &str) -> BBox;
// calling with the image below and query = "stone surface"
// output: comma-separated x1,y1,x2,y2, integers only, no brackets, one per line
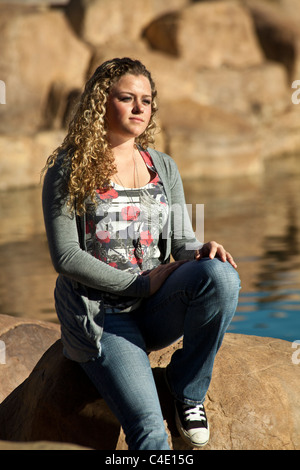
0,340,122,450
0,5,90,134
0,130,65,190
143,1,264,68
193,62,290,123
244,0,300,80
159,99,263,179
65,0,190,46
0,314,60,403
0,440,90,450
0,328,299,450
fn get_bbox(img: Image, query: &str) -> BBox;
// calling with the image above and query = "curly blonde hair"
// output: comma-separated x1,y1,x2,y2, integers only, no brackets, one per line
42,58,158,214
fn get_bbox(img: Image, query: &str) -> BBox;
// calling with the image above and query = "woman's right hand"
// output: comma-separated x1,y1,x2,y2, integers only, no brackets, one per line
146,260,189,296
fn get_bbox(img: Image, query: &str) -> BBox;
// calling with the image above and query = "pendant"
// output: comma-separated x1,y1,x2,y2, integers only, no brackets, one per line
134,239,143,260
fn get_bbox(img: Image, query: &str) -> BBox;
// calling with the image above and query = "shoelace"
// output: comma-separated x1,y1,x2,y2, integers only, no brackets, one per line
183,404,206,422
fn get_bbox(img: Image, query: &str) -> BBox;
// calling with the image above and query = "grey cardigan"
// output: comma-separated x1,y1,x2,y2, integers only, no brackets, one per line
42,148,202,361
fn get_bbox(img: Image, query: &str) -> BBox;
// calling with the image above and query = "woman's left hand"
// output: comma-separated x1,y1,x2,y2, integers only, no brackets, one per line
195,241,237,269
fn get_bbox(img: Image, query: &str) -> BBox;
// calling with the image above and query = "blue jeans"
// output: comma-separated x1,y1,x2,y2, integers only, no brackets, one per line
80,258,240,450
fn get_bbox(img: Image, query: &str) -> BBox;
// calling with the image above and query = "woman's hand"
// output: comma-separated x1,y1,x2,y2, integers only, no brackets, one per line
195,241,237,269
147,260,188,295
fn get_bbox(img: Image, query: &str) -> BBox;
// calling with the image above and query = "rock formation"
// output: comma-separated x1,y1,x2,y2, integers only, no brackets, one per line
0,0,300,189
0,317,299,450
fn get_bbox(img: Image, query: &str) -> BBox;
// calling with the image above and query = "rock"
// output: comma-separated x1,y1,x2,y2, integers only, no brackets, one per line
0,314,60,403
0,331,299,450
203,334,300,450
0,130,66,190
193,62,290,123
0,5,90,134
65,0,190,46
258,106,300,161
159,99,263,178
244,0,300,80
0,340,122,450
143,1,264,69
0,440,90,450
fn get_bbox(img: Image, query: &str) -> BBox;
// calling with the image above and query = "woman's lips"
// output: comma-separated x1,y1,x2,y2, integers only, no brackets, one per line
129,117,144,122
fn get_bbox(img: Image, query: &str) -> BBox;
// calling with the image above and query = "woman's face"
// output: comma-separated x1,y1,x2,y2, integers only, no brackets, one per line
105,74,153,143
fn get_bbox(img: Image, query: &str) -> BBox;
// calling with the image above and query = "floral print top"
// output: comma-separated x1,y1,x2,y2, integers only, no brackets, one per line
85,150,169,313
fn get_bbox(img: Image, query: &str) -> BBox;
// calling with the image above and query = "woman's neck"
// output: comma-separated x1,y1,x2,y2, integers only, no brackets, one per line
109,137,136,160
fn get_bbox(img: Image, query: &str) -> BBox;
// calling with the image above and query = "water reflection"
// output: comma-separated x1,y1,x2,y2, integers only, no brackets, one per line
183,155,300,342
0,156,299,341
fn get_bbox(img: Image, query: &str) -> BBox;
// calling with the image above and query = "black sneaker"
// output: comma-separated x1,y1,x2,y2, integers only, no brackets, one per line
175,401,210,447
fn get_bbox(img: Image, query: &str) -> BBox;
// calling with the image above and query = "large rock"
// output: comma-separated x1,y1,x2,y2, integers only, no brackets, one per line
0,5,90,134
244,0,300,80
193,62,290,123
0,130,66,190
159,99,263,179
0,440,90,450
65,0,189,46
0,314,60,403
143,1,264,69
0,331,299,450
0,130,65,190
0,340,123,450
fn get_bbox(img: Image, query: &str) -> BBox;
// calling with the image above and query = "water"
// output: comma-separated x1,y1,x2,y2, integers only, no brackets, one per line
0,155,299,343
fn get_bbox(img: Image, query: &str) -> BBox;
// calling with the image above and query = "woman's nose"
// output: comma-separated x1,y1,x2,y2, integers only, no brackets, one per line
132,100,144,114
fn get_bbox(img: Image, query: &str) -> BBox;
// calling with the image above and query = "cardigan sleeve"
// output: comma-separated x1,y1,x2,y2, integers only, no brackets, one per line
42,159,150,297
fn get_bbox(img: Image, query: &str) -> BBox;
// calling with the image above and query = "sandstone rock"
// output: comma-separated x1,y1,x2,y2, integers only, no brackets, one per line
143,1,264,69
65,0,189,46
0,440,90,450
244,0,300,80
88,38,196,106
203,334,300,450
193,62,290,123
0,331,298,450
0,130,66,190
259,106,300,160
0,340,122,450
0,6,90,134
159,99,263,178
0,314,60,403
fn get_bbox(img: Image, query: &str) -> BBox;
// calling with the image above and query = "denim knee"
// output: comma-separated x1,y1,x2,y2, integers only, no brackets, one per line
209,258,240,293
203,259,241,321
187,258,240,322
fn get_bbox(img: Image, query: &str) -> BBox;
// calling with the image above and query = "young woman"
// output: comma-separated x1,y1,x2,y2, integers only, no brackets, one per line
42,58,240,450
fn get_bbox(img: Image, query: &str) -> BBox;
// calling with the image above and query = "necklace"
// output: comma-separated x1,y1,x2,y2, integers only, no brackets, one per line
112,144,144,262
112,144,139,189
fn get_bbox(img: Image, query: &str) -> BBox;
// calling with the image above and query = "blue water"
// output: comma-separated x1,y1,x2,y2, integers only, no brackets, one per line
231,289,300,342
185,156,300,345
